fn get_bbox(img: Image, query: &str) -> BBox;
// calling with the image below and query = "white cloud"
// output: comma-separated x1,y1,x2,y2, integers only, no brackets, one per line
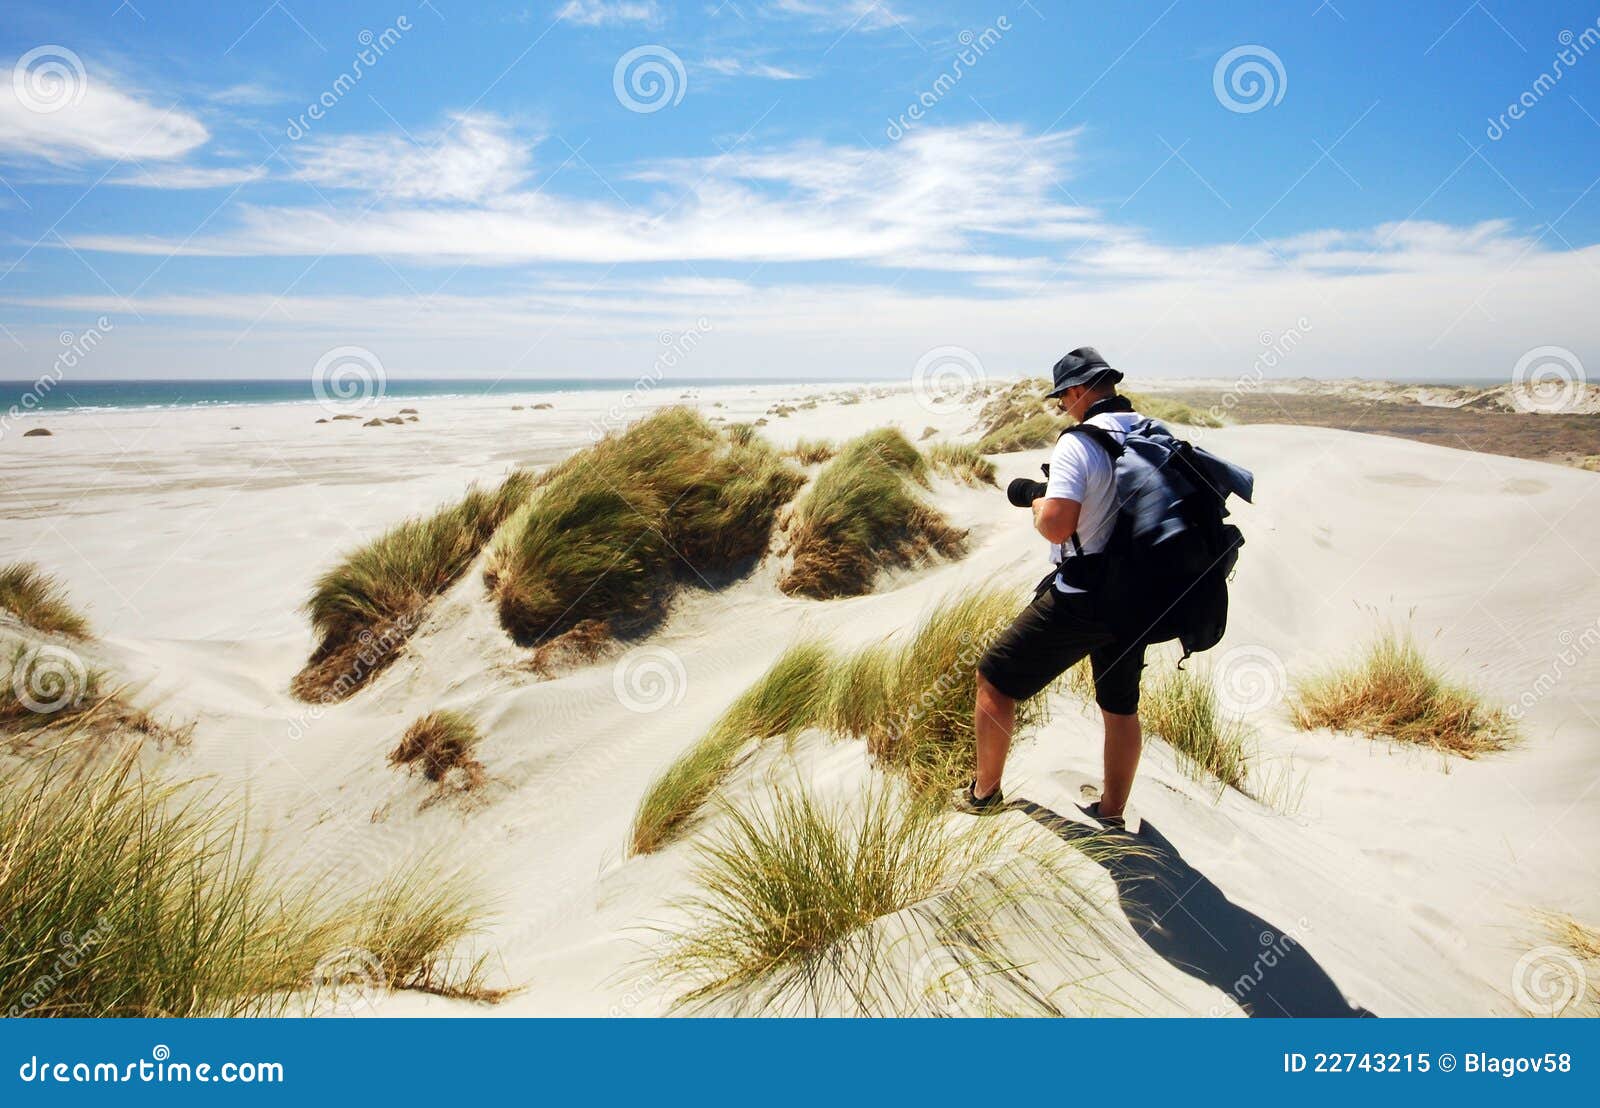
700,56,808,80
288,113,532,203
209,82,285,106
0,55,208,165
768,0,905,32
556,0,663,26
107,164,267,189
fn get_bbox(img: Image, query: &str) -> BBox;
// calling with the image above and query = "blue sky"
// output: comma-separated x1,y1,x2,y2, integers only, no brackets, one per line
1,0,1598,381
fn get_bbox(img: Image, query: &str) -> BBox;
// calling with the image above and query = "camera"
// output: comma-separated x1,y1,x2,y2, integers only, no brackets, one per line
1006,463,1050,508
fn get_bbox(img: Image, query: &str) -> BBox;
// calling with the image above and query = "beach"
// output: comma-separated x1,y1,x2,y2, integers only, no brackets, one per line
2,381,1597,1016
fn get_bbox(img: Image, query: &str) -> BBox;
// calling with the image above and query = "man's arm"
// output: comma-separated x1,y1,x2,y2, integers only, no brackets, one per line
1032,496,1081,544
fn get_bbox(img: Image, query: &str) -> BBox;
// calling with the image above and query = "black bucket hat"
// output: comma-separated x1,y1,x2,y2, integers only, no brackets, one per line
1046,346,1124,397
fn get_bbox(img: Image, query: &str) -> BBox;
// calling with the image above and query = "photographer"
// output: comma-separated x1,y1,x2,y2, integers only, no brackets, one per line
955,347,1146,826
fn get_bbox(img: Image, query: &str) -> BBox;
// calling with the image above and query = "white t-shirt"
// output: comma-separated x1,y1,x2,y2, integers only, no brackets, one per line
1045,409,1140,593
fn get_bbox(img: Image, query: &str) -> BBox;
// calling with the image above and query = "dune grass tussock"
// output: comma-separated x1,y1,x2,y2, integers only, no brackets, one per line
780,428,966,599
1535,912,1600,1015
1,645,179,747
1140,663,1253,792
925,441,998,486
1288,627,1515,756
0,758,493,1016
293,470,535,702
659,779,1132,1015
0,564,89,638
631,589,1047,854
971,380,1222,455
486,409,803,646
630,642,833,856
1123,391,1223,428
390,710,485,793
790,438,837,465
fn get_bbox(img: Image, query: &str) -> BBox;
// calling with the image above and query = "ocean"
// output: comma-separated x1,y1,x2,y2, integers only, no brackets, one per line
0,377,865,414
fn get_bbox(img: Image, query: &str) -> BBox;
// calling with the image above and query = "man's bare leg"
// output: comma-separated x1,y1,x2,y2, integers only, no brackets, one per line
1098,709,1142,818
974,675,1015,798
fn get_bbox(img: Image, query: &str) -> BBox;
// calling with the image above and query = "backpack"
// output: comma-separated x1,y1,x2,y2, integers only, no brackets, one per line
1066,418,1254,663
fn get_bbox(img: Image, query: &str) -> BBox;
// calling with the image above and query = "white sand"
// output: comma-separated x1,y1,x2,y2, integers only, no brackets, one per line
2,381,1597,1016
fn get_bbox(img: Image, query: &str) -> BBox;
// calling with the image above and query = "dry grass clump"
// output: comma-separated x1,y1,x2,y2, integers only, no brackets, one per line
973,379,1063,454
1123,390,1223,428
630,642,833,856
1533,912,1600,1015
1,645,180,747
0,758,493,1016
294,470,535,702
486,408,802,646
925,441,997,486
630,589,1046,854
780,428,966,598
390,710,485,793
790,438,837,465
658,779,1130,1015
0,564,90,637
1140,663,1253,792
1288,627,1515,756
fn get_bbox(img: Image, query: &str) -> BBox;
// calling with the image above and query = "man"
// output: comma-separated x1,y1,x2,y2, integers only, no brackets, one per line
955,347,1145,826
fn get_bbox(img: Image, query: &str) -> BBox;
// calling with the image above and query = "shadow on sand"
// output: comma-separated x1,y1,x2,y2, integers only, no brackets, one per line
1009,799,1374,1018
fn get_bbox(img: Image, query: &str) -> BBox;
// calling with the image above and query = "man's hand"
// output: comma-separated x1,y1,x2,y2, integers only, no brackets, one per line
1033,496,1082,545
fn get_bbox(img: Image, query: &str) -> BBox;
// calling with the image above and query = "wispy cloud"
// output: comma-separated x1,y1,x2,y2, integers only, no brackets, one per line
107,164,268,189
700,56,808,80
767,0,905,32
556,0,665,26
288,113,533,203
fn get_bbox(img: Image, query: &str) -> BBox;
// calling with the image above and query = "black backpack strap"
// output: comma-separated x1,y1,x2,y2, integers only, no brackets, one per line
1058,423,1125,555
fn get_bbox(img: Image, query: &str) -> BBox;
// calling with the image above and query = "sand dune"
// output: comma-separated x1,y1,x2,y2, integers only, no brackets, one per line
2,382,1596,1016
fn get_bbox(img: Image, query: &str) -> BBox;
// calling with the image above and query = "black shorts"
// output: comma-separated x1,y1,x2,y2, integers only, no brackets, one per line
977,586,1146,714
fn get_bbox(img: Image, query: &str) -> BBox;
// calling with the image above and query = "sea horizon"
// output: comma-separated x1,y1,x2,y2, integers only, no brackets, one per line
2,374,1520,414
